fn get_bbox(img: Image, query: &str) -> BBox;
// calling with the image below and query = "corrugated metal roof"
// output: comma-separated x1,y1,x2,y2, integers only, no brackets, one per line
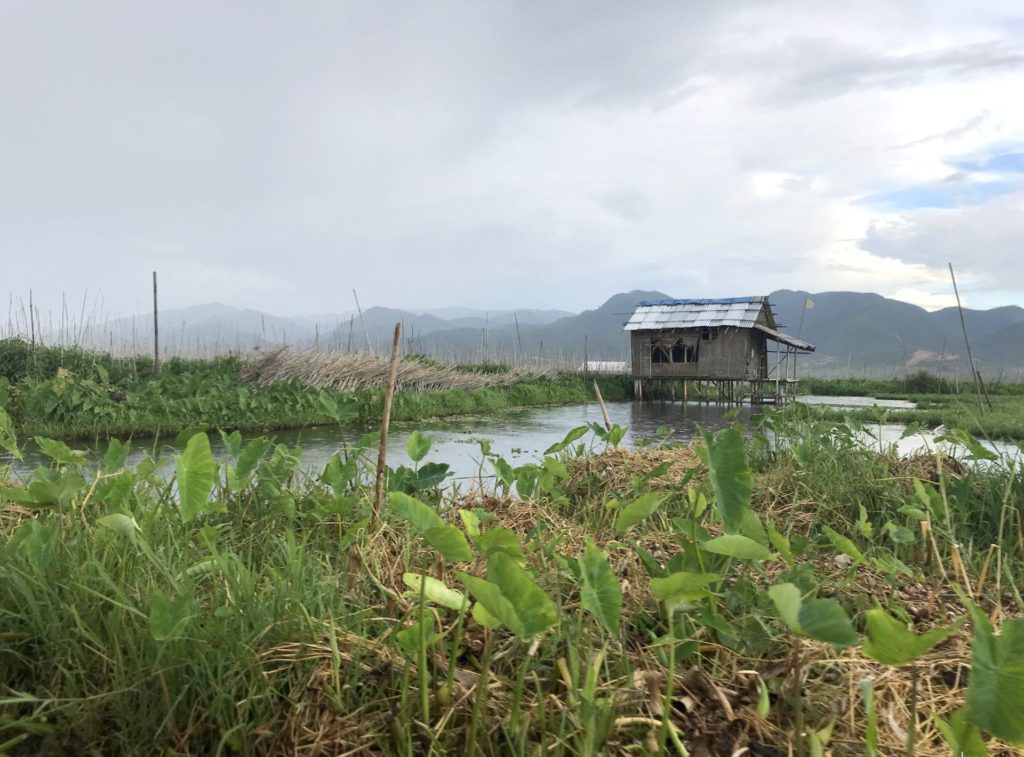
754,324,815,352
624,296,768,331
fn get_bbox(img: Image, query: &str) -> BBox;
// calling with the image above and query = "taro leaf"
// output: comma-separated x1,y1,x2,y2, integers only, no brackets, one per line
318,390,339,419
103,438,130,472
15,468,86,508
862,609,961,666
800,599,857,647
149,589,192,641
459,553,557,639
173,426,207,450
219,430,242,457
941,428,998,461
769,583,857,647
766,521,793,566
964,599,1024,744
34,437,86,469
543,425,590,455
473,526,526,565
471,600,502,628
699,427,752,534
577,539,622,634
402,572,468,611
933,707,989,757
701,534,772,561
459,509,481,538
651,571,720,605
235,438,271,482
389,491,444,534
423,525,474,562
396,613,440,660
738,510,769,546
97,513,141,542
406,430,432,463
493,457,515,489
613,492,667,535
408,462,450,490
321,453,358,495
174,432,219,523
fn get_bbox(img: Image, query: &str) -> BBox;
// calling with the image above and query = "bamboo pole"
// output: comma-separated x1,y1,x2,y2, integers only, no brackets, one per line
152,272,160,375
372,323,403,529
593,380,612,431
948,263,988,412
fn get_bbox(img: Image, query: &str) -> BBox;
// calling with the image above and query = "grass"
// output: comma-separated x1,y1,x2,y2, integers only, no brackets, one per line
0,338,631,442
2,411,1023,755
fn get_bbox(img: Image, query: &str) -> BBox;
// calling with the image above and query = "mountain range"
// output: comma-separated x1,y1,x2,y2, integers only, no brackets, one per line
94,290,1024,378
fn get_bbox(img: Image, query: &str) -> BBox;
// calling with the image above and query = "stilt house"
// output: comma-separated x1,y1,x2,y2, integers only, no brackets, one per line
624,296,814,402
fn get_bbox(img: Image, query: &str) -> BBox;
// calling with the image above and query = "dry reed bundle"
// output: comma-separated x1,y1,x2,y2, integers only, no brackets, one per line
240,347,560,393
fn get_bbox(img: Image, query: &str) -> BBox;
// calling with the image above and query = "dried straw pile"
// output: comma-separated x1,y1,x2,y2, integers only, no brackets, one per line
241,347,559,392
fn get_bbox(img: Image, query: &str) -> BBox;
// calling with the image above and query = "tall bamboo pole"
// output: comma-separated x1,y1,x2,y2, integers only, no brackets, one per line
948,263,986,412
152,272,160,375
373,323,402,528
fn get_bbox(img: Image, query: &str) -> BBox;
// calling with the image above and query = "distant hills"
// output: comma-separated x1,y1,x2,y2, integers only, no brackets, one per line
90,290,1024,378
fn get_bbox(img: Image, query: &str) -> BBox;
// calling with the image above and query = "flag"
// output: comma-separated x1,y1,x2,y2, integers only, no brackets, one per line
804,297,815,309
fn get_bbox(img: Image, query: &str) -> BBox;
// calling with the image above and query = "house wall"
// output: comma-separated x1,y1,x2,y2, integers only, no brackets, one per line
630,328,768,380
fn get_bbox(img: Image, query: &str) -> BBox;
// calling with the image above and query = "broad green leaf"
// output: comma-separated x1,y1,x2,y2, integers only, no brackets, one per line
149,589,191,641
964,598,1024,744
700,427,752,533
402,573,468,610
933,707,988,757
219,430,242,457
473,526,526,565
766,521,793,566
235,438,271,482
459,553,557,638
701,534,772,561
471,600,501,628
0,407,20,459
97,513,141,541
103,439,130,472
543,425,589,455
739,510,769,546
771,581,860,647
395,613,440,660
174,432,219,523
799,599,857,647
459,509,481,537
613,492,667,535
389,491,444,534
423,525,474,562
406,430,432,463
862,609,960,665
651,571,720,604
34,436,86,468
578,539,622,634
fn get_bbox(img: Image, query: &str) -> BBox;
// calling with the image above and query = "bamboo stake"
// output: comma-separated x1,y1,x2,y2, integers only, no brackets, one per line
152,272,160,375
372,323,402,528
593,381,612,431
948,263,988,412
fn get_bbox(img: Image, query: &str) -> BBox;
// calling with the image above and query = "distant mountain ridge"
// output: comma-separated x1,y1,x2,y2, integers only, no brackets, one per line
95,291,1024,378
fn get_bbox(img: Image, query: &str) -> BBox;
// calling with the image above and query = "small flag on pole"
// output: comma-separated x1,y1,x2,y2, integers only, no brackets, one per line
804,297,815,309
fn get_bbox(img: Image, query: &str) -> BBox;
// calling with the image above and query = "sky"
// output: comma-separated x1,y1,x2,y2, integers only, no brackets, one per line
3,1,1024,320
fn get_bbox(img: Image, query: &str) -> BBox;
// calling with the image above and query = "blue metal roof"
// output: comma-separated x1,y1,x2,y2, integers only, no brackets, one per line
637,297,757,307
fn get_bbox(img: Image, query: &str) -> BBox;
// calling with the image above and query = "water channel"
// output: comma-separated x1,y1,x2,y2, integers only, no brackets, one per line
3,397,1017,483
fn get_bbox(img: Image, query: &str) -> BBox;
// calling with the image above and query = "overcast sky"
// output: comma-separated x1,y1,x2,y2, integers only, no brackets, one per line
4,1,1024,319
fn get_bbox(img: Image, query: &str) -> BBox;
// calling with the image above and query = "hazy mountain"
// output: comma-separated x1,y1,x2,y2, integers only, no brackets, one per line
94,291,1024,377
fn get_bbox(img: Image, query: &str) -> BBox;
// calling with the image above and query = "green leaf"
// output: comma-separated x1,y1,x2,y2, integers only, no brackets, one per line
862,609,960,666
766,521,793,566
97,513,141,541
964,598,1024,744
458,509,481,537
701,534,772,561
613,492,667,535
395,613,439,660
389,491,444,534
822,526,865,566
103,439,130,472
174,432,219,523
0,407,20,459
402,573,468,611
769,583,857,647
700,426,752,533
458,553,557,639
800,599,858,647
423,525,474,562
235,438,271,481
406,430,432,463
473,526,526,566
34,436,86,468
578,539,622,634
149,589,192,641
933,707,988,757
543,425,589,455
651,571,719,604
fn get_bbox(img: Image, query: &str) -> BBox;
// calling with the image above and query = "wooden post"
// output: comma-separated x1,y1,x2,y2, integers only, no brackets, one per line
152,271,160,375
593,381,612,431
948,263,989,413
353,289,372,355
373,323,402,529
29,289,35,348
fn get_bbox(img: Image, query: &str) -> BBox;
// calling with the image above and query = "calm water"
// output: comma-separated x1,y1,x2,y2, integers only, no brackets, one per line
4,397,1016,482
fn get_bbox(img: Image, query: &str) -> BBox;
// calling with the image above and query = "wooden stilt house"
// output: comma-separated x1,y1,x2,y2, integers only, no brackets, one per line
624,296,814,402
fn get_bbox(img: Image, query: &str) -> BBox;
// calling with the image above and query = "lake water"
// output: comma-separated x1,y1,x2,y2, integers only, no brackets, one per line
2,397,1017,482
